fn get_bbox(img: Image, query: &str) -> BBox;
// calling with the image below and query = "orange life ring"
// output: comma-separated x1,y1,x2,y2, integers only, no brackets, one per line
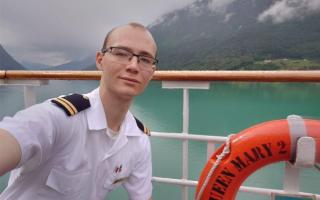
195,115,320,200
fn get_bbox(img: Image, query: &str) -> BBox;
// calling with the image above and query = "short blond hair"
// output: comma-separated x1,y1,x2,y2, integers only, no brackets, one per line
101,22,151,51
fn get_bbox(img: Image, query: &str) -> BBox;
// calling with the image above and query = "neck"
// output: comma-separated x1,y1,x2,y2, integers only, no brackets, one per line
99,85,132,132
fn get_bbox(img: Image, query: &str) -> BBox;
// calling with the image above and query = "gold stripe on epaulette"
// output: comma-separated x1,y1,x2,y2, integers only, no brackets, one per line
144,127,151,136
82,95,89,100
57,97,78,114
54,98,75,116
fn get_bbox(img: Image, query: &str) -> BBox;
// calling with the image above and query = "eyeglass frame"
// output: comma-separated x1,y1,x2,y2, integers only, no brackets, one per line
101,46,159,68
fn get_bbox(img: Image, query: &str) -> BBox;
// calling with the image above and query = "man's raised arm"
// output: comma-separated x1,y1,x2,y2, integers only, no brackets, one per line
0,129,21,176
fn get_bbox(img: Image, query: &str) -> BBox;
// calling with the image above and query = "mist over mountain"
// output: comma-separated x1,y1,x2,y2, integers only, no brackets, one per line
0,45,25,70
22,62,52,70
51,54,96,70
83,63,98,71
150,0,320,70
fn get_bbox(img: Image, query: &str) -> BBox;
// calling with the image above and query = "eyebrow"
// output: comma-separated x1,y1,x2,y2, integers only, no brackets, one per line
116,46,155,58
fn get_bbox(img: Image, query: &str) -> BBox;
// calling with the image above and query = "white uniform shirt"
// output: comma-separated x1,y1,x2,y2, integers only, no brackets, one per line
0,88,152,200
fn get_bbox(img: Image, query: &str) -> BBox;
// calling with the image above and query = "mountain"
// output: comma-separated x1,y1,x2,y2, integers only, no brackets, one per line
7,0,318,71
22,62,52,70
83,63,97,71
149,0,320,70
0,45,25,70
51,54,96,70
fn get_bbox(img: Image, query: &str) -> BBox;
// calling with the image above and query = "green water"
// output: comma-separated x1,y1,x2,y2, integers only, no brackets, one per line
0,80,320,199
273,194,315,200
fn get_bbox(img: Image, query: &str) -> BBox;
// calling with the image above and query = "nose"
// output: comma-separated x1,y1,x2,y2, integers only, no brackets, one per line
126,56,139,73
130,55,140,63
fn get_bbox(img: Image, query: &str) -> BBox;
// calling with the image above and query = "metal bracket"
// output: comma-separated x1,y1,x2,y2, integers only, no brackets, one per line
295,137,316,168
283,136,317,193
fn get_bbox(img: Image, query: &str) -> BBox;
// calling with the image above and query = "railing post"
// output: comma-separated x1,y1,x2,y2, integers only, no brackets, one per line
23,85,37,108
0,80,49,108
283,162,300,192
207,142,216,161
182,88,189,200
162,81,210,200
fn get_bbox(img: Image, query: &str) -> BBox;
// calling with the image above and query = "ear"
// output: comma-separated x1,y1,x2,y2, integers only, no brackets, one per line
96,51,103,70
148,66,156,81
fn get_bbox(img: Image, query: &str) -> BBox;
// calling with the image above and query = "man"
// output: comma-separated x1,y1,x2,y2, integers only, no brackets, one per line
0,22,157,200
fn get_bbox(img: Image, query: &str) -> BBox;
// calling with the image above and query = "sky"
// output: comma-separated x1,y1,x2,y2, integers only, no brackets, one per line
0,0,195,66
1,0,319,66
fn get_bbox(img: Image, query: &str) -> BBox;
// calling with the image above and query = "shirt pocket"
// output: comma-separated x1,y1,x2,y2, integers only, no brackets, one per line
46,168,90,196
104,171,130,191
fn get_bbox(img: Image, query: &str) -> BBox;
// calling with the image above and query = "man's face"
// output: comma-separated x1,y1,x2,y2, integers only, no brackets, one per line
96,26,157,100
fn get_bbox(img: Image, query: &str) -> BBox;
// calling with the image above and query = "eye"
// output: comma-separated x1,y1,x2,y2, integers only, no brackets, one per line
139,56,153,64
112,49,130,58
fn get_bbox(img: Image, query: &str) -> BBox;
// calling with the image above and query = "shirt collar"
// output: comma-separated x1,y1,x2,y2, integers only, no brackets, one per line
85,88,142,136
85,88,107,130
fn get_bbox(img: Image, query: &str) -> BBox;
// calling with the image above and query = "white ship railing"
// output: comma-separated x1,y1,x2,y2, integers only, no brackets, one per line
1,70,320,200
151,132,320,199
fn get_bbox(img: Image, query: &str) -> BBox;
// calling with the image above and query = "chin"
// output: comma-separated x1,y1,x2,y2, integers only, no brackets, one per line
117,88,141,99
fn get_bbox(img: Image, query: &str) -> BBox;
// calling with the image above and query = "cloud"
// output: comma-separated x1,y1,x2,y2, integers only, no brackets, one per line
185,0,236,16
208,0,237,13
223,12,235,23
258,0,320,24
0,0,196,65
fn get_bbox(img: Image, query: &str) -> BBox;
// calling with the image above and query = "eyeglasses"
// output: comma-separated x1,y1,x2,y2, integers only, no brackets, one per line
101,46,158,71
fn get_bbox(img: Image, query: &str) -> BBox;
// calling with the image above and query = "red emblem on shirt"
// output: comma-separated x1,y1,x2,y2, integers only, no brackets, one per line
114,165,122,173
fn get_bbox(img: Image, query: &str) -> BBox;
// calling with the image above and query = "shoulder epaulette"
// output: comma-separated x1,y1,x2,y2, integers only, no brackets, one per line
51,93,91,116
134,117,151,136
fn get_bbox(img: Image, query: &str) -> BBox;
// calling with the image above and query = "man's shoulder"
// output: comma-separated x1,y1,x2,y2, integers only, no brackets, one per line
133,116,151,136
50,93,91,116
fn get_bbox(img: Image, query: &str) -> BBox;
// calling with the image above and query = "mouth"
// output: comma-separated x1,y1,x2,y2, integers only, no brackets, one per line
119,77,140,84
